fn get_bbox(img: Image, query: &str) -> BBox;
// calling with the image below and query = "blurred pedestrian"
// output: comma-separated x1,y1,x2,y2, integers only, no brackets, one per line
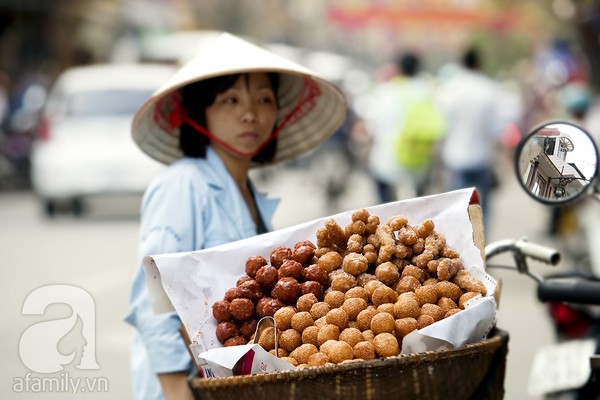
126,32,347,400
435,46,507,229
363,51,445,201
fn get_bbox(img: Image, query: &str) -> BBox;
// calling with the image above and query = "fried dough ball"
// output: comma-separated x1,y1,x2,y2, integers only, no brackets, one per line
212,299,232,323
236,276,253,287
281,356,299,366
291,311,314,333
257,326,276,350
255,265,279,290
319,339,337,356
318,251,343,273
240,319,258,341
292,240,316,265
395,275,421,294
324,290,346,309
375,262,400,286
297,293,318,312
459,291,481,309
398,291,419,304
356,307,378,331
363,248,378,268
270,246,292,268
339,327,363,348
328,341,354,364
356,271,376,288
371,285,398,306
318,324,340,346
237,279,263,302
371,312,396,335
420,303,445,322
376,303,395,315
289,343,319,365
224,336,247,347
437,258,464,281
401,265,426,284
224,287,241,302
269,348,289,358
307,352,330,366
230,298,254,321
445,308,462,318
301,281,324,299
394,317,419,339
302,325,320,346
373,333,400,357
279,329,302,353
417,314,435,329
435,281,462,302
314,316,327,328
330,271,357,293
310,301,331,320
398,225,418,246
345,286,370,302
302,264,329,285
453,270,487,295
393,296,421,319
415,285,438,306
362,329,375,342
394,242,413,260
274,306,295,331
342,297,368,321
342,253,369,276
245,255,268,278
437,297,458,314
354,341,376,360
278,260,304,281
326,308,349,330
352,208,370,223
256,297,285,318
422,276,438,285
272,277,301,304
366,214,380,235
363,279,384,300
347,233,364,253
216,321,239,344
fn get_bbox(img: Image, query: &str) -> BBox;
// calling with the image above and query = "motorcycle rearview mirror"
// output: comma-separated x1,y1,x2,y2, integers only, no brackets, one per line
515,121,599,205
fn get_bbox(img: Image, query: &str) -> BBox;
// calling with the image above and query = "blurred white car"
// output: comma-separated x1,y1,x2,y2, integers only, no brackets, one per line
30,63,175,216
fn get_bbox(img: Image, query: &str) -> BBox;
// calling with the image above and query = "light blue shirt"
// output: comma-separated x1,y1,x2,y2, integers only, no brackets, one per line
125,146,279,400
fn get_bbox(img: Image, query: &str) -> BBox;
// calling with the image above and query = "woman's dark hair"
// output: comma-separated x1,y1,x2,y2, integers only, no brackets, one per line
179,73,279,163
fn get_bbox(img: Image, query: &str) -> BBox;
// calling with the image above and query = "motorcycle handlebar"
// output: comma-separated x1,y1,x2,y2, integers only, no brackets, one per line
538,278,600,305
514,240,561,265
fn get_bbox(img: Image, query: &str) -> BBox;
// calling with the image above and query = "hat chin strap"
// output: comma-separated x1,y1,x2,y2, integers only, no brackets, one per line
184,117,281,158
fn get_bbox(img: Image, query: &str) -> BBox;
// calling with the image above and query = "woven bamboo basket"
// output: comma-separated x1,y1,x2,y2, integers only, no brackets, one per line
189,328,508,400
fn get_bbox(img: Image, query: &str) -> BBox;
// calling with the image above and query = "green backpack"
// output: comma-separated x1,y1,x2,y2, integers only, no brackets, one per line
394,83,446,171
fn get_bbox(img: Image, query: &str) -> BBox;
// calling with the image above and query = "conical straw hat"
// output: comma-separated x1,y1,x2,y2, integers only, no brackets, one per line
132,32,348,165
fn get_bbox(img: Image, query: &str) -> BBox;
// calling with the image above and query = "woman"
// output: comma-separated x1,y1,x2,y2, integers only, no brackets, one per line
127,33,347,400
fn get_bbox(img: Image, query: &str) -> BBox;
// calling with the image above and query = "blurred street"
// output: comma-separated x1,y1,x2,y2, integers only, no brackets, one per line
0,152,578,400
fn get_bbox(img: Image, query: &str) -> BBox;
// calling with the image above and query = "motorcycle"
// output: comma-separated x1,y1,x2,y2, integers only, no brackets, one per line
489,120,600,399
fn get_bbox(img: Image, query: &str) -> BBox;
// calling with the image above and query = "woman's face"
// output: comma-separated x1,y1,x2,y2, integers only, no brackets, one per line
205,73,278,160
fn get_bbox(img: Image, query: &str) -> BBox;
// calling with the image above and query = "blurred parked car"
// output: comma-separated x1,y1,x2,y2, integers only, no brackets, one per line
30,63,175,216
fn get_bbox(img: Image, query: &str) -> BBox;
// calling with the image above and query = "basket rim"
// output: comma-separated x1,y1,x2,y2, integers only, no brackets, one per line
190,329,508,390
